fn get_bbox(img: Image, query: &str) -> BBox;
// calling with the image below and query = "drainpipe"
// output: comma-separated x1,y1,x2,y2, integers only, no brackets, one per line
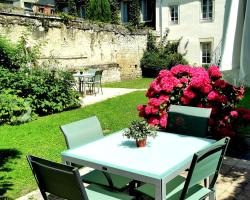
159,0,163,40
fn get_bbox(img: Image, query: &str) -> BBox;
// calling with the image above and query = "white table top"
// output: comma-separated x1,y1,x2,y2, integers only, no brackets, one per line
73,72,94,77
62,131,214,179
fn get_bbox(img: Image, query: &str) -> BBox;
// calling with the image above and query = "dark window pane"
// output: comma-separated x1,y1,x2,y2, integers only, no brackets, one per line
207,57,211,63
202,57,206,63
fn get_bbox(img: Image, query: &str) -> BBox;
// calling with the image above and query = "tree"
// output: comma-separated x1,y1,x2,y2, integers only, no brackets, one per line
86,0,111,22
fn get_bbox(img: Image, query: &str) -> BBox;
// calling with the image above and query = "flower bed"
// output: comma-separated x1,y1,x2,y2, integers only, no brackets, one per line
137,65,250,138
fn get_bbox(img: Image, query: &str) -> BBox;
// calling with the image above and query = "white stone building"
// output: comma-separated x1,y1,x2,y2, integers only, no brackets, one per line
155,0,226,66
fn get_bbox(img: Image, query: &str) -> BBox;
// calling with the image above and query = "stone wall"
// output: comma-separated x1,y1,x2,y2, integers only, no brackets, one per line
0,13,148,81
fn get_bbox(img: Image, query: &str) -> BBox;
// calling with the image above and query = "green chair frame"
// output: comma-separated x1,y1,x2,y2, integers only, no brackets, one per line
135,137,230,200
60,116,132,191
87,70,103,95
167,105,212,138
27,155,134,200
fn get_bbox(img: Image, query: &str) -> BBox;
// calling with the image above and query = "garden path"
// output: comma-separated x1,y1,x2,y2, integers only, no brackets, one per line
79,88,146,106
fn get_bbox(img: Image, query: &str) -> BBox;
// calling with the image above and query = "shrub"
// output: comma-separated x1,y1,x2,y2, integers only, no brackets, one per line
141,34,188,77
13,69,80,116
137,65,250,138
0,35,80,124
0,67,80,120
0,90,33,125
0,35,39,71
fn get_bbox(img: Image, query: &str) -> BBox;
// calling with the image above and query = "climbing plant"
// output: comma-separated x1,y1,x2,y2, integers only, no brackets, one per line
68,0,77,16
109,0,120,24
128,0,140,27
55,0,86,16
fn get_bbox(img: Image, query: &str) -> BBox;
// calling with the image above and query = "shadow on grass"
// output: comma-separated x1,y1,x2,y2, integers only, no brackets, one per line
0,149,21,199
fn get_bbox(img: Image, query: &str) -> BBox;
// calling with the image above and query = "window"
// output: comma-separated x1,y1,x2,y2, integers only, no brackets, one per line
0,0,12,5
169,5,179,24
141,0,151,22
24,2,32,12
201,0,213,21
201,42,212,64
78,5,85,18
121,1,129,23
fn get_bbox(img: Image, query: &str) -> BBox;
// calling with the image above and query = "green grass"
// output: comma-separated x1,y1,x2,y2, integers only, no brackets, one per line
0,91,147,199
238,87,250,109
1,77,250,199
103,78,153,89
237,87,250,136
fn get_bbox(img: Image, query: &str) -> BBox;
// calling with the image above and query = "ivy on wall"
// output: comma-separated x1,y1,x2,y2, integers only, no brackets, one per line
55,0,154,28
109,0,120,24
128,0,141,27
55,0,86,16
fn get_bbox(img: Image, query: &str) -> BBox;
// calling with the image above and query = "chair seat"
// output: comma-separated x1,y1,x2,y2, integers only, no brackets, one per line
86,184,134,200
135,175,211,200
83,169,132,190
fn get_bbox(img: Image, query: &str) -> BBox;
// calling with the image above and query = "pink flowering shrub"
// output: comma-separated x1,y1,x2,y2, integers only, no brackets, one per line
137,65,250,138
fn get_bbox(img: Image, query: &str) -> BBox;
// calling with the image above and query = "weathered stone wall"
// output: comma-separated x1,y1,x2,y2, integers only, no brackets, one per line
0,13,147,81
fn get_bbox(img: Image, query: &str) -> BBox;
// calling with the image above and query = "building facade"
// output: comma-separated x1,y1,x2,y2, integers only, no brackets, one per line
156,0,226,66
0,0,55,15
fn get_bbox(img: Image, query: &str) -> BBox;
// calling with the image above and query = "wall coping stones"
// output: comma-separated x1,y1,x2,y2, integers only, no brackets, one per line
0,12,147,36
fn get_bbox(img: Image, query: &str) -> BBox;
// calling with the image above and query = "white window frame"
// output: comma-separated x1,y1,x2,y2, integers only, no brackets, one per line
201,0,214,22
200,41,212,65
169,5,179,25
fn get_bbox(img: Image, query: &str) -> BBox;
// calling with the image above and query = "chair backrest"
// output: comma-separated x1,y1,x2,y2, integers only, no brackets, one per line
60,116,103,149
180,137,230,199
93,70,103,82
167,105,212,137
87,68,97,74
27,155,88,200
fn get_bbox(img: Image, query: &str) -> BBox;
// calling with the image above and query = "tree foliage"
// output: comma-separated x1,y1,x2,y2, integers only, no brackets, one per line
86,0,111,22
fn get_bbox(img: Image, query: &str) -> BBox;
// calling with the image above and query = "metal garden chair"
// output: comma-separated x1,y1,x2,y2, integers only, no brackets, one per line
86,70,103,94
167,105,212,138
135,137,230,200
27,155,134,200
60,116,132,191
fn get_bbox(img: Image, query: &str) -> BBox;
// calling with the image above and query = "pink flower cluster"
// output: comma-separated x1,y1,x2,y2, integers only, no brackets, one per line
137,65,249,138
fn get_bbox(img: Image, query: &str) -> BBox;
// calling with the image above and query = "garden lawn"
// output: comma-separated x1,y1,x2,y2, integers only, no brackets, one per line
237,87,250,136
0,91,147,199
103,78,153,89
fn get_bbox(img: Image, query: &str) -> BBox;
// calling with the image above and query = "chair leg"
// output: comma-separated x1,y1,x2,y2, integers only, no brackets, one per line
100,81,103,94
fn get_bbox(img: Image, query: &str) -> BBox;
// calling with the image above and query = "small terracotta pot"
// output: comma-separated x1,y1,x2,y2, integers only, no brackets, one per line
136,138,147,147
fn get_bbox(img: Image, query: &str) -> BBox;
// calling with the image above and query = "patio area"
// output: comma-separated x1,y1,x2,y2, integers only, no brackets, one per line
15,87,250,200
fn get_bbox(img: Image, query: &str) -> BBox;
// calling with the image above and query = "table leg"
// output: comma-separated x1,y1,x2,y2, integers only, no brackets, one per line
78,78,82,93
155,180,165,200
83,79,86,95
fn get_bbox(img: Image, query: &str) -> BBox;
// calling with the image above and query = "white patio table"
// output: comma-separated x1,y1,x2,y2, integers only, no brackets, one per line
73,72,94,95
61,130,215,200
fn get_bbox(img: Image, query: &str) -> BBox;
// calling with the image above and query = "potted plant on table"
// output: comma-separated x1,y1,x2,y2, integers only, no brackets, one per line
123,120,157,147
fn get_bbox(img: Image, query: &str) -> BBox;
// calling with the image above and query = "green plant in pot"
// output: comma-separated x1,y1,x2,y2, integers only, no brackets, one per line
123,120,157,147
